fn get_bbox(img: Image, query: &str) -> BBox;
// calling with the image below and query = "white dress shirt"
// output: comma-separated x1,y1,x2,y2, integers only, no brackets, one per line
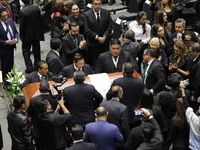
0,20,14,40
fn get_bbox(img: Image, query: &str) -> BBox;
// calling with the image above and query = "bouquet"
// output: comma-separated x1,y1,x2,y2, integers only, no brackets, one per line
6,65,25,99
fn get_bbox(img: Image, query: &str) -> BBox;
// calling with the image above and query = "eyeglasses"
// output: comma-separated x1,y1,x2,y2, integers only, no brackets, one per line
184,39,191,42
93,3,101,5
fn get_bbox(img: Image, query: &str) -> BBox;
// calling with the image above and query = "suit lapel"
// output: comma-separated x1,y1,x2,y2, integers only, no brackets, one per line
0,21,8,38
91,10,99,27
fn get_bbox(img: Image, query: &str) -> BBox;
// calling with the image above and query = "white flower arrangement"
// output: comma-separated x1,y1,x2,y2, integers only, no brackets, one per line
6,64,25,99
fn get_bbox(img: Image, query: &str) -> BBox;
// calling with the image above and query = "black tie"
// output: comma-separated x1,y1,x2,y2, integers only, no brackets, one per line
74,38,78,47
97,12,100,24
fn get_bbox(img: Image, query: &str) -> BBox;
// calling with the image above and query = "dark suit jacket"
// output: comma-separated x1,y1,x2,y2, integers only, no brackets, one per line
21,71,53,89
106,75,144,124
61,33,87,66
20,3,44,42
66,141,96,150
27,94,58,137
145,59,166,93
95,51,139,73
84,120,123,150
63,83,103,127
84,8,112,47
0,18,18,55
137,117,163,150
59,64,94,78
100,99,130,142
46,50,64,75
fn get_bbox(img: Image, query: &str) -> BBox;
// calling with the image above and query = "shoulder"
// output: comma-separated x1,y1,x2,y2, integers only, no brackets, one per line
99,51,110,58
84,9,92,16
27,71,38,78
63,64,73,71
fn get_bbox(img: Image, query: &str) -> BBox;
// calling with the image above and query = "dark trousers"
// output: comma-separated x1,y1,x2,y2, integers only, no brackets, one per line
0,47,14,82
22,41,41,71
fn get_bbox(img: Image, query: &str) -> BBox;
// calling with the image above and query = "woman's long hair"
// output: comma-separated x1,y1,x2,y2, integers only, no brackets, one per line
154,10,170,30
173,98,189,129
151,24,168,44
53,0,65,14
137,11,147,35
138,88,154,109
174,40,188,61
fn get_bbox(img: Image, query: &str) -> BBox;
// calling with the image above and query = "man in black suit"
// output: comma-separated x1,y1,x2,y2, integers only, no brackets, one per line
21,60,53,89
63,70,103,128
142,47,166,94
106,62,144,129
37,98,71,150
189,43,200,111
95,39,139,73
27,81,57,150
62,22,87,66
59,53,94,78
101,85,129,150
66,124,96,150
46,38,64,75
84,0,112,67
167,18,186,56
20,0,44,73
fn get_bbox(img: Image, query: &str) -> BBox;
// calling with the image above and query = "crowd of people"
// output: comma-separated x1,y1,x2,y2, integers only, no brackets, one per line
1,0,200,149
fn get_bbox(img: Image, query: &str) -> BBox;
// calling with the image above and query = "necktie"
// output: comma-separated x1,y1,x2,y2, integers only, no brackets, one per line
74,38,78,47
5,22,13,40
142,64,148,80
114,56,117,62
6,7,11,18
97,12,100,24
41,76,44,81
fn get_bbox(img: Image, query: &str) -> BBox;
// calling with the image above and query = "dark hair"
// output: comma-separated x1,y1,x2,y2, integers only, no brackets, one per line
60,15,69,23
74,70,85,84
50,38,61,50
69,22,78,30
141,122,155,140
0,8,6,17
184,31,198,42
122,62,134,75
92,0,101,3
53,0,65,14
13,96,25,109
73,53,84,63
111,85,122,98
96,106,107,116
64,0,75,10
125,30,135,41
151,24,161,38
154,10,170,30
39,81,49,93
167,73,183,89
111,39,121,46
138,88,154,109
36,60,47,70
145,47,156,58
71,124,84,140
190,42,200,52
160,0,175,9
36,98,48,114
137,11,146,34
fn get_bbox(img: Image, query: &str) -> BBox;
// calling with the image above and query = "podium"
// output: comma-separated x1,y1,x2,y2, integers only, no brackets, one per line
22,72,141,107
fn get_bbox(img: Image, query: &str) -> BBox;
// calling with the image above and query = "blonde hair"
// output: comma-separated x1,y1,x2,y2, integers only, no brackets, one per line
174,40,188,61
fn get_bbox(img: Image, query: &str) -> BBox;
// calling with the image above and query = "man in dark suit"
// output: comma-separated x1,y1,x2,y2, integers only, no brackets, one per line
189,43,200,112
142,47,166,94
7,96,35,150
66,124,96,150
0,8,18,82
63,70,103,128
106,62,144,129
95,39,139,73
101,85,129,150
0,0,13,19
21,60,53,89
137,108,163,150
167,18,186,56
84,0,112,67
20,0,44,73
46,38,64,75
37,97,71,150
59,53,94,78
62,22,87,66
27,81,57,150
84,106,123,150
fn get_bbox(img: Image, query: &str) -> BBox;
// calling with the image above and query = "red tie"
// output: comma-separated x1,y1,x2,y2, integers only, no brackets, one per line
6,7,11,18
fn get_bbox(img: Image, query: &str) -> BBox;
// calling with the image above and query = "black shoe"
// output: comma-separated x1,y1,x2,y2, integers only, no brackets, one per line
108,1,115,5
25,69,33,74
122,1,127,6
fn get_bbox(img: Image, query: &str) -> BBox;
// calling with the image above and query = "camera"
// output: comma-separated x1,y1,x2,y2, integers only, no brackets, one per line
182,79,190,86
121,19,128,38
134,110,143,116
53,75,64,83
